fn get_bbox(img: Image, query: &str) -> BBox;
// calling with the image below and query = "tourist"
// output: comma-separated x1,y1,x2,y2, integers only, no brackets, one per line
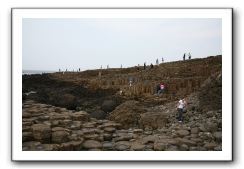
188,52,191,60
156,83,161,94
150,63,154,69
162,57,164,63
183,53,186,61
177,98,187,122
144,62,146,70
156,58,159,65
157,83,165,95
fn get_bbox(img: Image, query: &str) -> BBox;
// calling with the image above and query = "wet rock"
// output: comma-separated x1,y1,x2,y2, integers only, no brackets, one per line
31,124,51,143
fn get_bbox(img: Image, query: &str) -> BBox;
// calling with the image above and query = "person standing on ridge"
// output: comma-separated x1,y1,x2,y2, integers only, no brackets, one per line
188,52,191,60
162,57,164,63
183,53,186,61
144,62,146,70
156,58,159,66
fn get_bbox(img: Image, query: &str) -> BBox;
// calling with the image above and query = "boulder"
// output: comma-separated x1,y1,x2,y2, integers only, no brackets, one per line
176,130,190,137
82,140,102,149
101,100,117,113
115,141,131,151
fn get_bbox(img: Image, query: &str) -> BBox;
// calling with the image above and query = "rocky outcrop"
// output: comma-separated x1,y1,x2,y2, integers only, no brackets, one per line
108,100,146,129
22,55,222,151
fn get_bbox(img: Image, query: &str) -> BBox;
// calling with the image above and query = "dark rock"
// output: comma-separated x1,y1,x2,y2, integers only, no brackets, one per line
90,109,107,120
101,100,117,113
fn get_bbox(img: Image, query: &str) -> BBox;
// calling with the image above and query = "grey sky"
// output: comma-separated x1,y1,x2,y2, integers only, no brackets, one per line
23,18,222,71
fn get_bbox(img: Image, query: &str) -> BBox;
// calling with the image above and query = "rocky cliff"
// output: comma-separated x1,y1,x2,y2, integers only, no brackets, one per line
22,55,222,151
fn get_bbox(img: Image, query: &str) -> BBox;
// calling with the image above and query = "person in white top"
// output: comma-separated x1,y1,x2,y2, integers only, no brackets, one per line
177,98,187,122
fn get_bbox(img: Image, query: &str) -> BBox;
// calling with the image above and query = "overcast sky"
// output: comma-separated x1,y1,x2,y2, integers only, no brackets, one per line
23,18,222,71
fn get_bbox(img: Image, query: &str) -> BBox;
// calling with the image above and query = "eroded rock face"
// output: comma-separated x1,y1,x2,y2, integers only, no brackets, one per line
108,100,146,129
139,112,168,130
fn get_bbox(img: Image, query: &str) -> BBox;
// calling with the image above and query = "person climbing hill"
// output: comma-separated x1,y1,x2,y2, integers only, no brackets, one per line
177,98,187,123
